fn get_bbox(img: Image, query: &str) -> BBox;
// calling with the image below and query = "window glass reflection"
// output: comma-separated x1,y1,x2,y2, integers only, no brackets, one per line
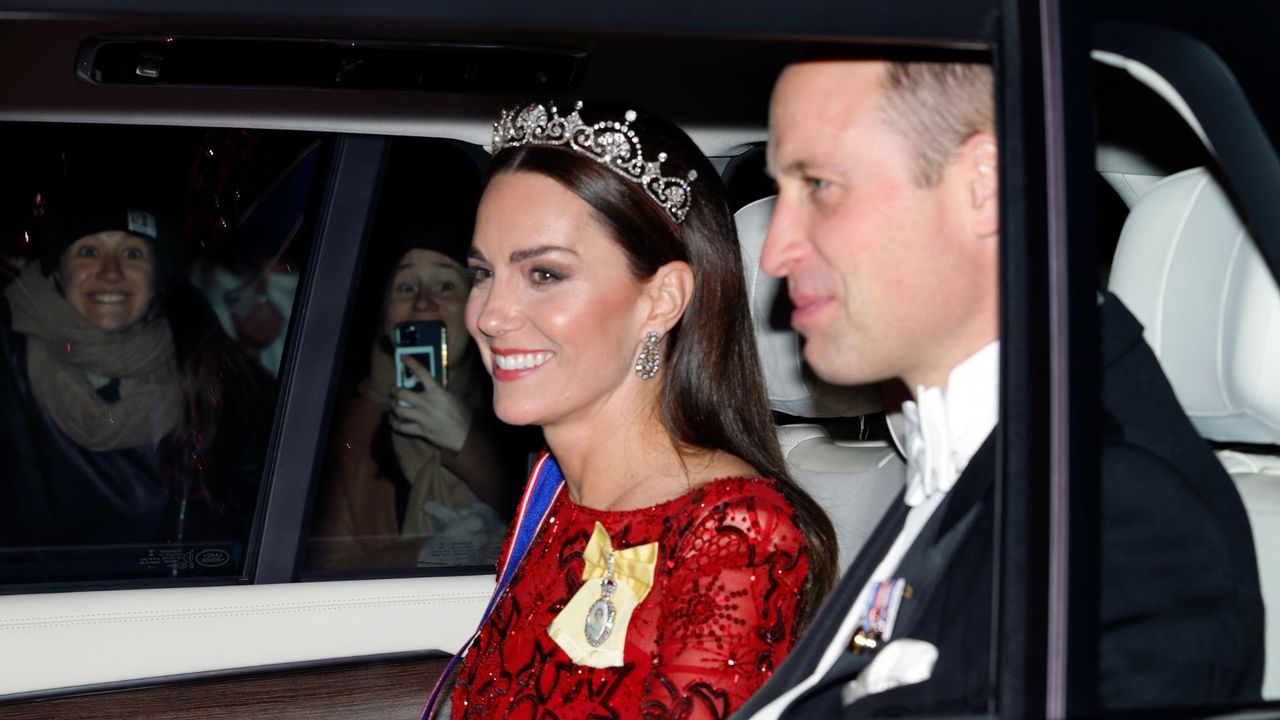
305,138,535,576
0,125,324,585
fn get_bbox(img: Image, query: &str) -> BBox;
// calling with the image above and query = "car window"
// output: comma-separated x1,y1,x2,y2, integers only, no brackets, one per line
0,123,328,588
301,137,538,579
1086,42,1280,710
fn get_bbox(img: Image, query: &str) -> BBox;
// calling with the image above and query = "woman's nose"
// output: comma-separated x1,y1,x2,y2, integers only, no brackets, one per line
474,283,520,337
96,254,124,281
412,290,440,312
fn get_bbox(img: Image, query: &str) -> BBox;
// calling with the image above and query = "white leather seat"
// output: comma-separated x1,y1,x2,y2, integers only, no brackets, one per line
735,196,906,571
1108,166,1280,698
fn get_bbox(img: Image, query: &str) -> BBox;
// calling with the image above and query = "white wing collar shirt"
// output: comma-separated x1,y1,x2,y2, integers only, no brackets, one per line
752,341,999,719
901,340,1000,508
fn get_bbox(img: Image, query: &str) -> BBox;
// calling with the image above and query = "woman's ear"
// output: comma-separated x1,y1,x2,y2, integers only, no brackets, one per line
643,260,694,334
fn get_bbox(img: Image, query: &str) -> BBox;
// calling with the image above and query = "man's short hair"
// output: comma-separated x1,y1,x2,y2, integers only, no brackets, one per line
877,61,995,187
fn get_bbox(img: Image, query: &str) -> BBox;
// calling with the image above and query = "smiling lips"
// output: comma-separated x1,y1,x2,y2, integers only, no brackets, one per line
87,292,129,304
491,350,552,380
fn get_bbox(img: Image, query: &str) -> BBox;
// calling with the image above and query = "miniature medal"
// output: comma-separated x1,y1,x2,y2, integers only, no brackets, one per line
585,552,618,647
547,522,657,667
850,578,910,653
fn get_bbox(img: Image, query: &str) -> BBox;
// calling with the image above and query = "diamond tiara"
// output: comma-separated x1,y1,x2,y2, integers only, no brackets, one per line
491,101,697,224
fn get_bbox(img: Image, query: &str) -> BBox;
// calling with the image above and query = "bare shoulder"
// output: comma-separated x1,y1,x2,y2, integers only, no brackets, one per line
687,451,758,486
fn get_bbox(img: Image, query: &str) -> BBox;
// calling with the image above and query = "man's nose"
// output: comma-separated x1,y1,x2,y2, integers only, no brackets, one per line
759,197,807,278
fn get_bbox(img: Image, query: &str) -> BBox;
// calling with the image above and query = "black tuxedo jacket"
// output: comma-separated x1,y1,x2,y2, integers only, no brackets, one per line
735,295,1264,718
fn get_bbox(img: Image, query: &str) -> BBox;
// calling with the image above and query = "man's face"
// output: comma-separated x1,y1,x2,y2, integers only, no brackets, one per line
763,60,995,390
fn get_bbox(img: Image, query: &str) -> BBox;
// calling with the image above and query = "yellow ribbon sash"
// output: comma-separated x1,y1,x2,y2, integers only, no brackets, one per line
547,522,658,668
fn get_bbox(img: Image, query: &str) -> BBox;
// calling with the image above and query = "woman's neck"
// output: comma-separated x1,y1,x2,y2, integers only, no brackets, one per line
543,399,755,512
543,403,692,511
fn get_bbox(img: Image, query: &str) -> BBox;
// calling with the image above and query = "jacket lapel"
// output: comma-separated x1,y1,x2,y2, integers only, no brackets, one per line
805,432,996,696
789,490,911,674
887,432,995,637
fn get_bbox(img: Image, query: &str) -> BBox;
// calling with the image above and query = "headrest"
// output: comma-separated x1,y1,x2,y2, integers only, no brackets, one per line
735,195,882,418
1108,167,1280,444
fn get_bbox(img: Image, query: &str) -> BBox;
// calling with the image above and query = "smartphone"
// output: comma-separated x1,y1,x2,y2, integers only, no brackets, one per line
394,320,447,390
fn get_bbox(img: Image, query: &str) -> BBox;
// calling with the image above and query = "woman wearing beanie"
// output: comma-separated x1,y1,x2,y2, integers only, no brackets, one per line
0,192,272,579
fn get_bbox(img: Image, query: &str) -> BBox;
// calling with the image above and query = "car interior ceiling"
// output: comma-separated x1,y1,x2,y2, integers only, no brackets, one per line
0,20,826,154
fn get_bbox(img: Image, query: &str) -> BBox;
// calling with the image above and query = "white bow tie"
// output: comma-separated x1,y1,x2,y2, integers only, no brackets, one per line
901,386,960,507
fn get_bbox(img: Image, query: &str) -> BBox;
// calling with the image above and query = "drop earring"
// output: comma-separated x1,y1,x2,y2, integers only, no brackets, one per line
634,331,661,380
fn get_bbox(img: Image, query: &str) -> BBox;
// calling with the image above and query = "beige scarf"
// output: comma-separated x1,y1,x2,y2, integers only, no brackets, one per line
5,263,182,451
363,340,483,537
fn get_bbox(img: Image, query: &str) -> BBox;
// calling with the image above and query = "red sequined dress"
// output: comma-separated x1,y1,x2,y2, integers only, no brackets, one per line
450,476,810,720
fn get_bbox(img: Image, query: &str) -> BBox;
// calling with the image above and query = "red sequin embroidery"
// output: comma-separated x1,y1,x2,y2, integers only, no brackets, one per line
451,477,810,720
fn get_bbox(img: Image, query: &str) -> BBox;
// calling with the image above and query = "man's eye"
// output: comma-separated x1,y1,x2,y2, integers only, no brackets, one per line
395,281,419,294
76,246,98,258
123,248,145,260
807,177,829,193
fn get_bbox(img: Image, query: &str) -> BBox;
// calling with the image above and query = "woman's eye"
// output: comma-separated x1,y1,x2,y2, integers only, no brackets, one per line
395,281,419,295
436,280,457,293
530,267,563,285
123,247,145,260
466,267,492,285
76,246,98,258
806,177,829,193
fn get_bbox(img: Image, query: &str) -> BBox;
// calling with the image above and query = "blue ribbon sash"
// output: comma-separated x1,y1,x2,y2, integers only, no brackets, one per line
419,452,565,719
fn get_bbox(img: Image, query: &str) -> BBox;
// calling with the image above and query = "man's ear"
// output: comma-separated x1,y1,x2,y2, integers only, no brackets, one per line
643,260,695,334
961,132,999,239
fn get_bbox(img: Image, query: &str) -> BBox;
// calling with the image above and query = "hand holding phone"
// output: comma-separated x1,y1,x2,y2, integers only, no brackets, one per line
388,333,472,453
394,320,447,391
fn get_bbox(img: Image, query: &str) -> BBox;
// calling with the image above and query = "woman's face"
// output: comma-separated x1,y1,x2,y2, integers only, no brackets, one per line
59,231,154,331
465,171,654,428
383,248,472,358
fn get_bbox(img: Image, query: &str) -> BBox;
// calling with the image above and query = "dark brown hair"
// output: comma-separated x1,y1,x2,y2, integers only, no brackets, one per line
488,101,837,623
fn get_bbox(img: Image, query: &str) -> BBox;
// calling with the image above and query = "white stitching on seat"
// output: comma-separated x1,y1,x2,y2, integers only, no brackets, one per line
1154,173,1209,358
1215,225,1247,414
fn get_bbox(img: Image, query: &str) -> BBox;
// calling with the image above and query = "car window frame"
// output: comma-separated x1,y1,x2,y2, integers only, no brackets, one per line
1055,1,1280,715
251,135,389,584
990,0,1069,713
